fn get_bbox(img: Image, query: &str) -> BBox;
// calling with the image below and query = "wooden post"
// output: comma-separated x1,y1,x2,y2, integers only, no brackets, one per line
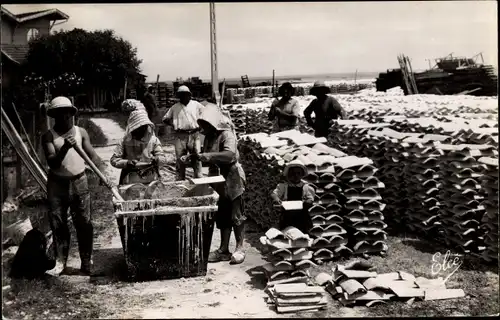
16,154,22,189
272,69,275,97
123,78,128,100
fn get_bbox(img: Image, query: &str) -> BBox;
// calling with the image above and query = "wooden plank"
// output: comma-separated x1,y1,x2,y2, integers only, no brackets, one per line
188,175,225,185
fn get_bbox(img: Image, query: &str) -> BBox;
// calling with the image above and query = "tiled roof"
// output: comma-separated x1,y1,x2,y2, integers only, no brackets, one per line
16,10,50,19
1,44,29,64
1,6,69,23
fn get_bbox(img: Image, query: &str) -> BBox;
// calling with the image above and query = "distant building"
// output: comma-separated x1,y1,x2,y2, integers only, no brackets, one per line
1,6,69,88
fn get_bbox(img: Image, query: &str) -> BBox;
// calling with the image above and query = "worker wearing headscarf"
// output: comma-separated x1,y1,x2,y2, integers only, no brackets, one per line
191,103,247,265
122,99,147,114
162,85,204,180
271,160,314,234
42,96,111,276
268,82,301,132
303,81,346,137
111,109,167,185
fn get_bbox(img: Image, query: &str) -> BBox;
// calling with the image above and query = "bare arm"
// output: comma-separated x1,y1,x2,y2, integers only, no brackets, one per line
271,183,286,203
330,97,346,119
303,101,315,127
42,131,71,170
80,127,106,173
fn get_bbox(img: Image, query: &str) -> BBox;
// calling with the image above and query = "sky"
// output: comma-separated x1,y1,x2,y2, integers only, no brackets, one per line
4,1,498,82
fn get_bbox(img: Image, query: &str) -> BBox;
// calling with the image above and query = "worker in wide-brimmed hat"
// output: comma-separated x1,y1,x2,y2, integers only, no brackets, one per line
271,159,315,233
162,85,204,180
304,81,346,138
111,109,167,185
268,82,301,132
141,84,158,120
192,104,247,265
41,96,112,276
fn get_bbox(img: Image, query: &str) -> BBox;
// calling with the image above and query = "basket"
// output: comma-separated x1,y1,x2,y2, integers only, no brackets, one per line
113,181,219,281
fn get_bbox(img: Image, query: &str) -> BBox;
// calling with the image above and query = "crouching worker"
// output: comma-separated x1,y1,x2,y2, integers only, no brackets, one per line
192,103,247,264
271,160,314,234
42,96,111,275
111,109,167,185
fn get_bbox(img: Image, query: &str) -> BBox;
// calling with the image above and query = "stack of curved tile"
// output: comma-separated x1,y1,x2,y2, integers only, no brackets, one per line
331,156,388,255
436,144,497,255
260,227,317,283
396,134,451,235
238,134,287,229
299,145,352,263
477,156,499,263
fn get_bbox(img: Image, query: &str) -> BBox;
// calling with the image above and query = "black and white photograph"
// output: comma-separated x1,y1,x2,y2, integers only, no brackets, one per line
1,1,498,318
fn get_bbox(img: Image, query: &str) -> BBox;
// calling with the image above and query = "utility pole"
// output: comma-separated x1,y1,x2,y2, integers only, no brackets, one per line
209,3,220,104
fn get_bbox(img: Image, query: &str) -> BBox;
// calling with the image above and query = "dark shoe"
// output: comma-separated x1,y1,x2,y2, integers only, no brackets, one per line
208,249,231,263
80,260,93,276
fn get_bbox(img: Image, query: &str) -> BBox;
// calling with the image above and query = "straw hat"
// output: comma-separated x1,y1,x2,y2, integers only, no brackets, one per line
47,96,77,117
283,159,308,178
127,109,153,134
310,81,331,96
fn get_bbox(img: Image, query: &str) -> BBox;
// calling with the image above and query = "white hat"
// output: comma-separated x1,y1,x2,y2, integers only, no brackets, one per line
47,96,77,117
283,159,308,178
177,85,191,94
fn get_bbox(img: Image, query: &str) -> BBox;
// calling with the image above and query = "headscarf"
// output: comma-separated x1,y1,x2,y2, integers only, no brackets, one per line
122,99,146,113
125,109,154,141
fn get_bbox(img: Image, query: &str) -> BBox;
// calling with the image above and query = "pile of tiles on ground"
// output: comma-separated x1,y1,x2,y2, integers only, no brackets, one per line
477,157,499,262
264,282,327,314
435,144,498,256
259,227,316,283
317,261,465,307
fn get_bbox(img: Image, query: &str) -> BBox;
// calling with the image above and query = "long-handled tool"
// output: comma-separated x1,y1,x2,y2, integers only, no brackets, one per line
72,144,124,201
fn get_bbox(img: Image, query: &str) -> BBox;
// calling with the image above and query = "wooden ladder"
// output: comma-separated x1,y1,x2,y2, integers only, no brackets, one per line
398,54,419,95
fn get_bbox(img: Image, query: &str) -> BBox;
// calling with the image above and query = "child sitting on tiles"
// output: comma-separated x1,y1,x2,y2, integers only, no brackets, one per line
270,160,315,234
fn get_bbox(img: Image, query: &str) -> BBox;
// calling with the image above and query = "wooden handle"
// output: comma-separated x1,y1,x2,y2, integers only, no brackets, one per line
72,144,124,201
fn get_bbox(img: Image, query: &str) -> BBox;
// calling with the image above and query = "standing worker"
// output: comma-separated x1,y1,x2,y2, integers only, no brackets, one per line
142,85,158,120
268,82,301,132
162,85,204,180
41,96,111,275
303,81,346,137
190,103,247,265
111,109,167,185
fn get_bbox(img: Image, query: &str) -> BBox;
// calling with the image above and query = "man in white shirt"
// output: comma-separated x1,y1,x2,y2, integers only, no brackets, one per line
162,85,204,180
